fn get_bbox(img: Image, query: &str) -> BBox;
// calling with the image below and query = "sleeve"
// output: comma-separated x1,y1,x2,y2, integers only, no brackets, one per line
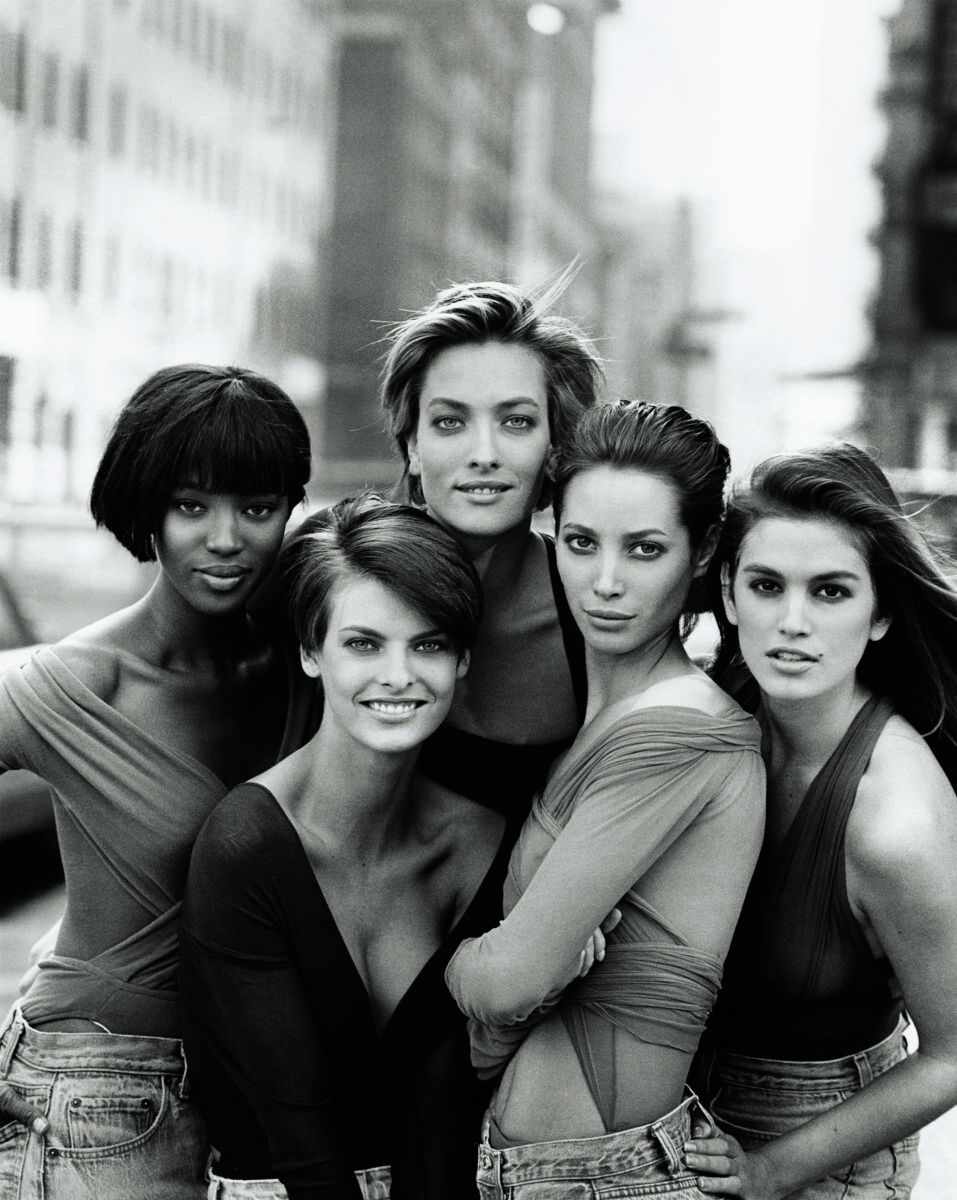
179,812,362,1200
0,668,28,771
444,730,726,1074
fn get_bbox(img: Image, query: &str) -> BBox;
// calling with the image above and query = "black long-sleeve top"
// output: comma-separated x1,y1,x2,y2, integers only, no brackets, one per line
179,783,508,1200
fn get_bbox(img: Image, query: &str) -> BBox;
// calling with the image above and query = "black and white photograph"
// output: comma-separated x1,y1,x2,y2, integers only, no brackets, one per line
2,1,957,1197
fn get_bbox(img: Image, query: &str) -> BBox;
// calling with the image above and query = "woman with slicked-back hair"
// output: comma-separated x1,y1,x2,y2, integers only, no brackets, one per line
447,401,765,1199
687,443,957,1199
0,364,315,1198
376,277,603,832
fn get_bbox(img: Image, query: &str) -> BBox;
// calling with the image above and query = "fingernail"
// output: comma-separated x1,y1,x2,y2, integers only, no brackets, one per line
685,1142,696,1152
32,1117,48,1135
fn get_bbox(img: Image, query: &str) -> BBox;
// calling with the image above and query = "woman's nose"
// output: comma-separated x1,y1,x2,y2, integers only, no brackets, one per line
206,510,242,554
467,421,501,469
592,554,624,599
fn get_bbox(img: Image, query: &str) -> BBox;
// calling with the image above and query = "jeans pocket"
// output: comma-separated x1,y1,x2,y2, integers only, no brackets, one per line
53,1074,169,1156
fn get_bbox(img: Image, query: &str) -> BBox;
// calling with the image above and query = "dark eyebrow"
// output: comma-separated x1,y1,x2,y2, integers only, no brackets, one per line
423,396,543,410
339,625,446,640
562,521,670,539
740,562,863,583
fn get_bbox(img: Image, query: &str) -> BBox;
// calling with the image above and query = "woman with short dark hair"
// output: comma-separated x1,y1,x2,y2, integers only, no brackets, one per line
0,363,315,1199
179,496,509,1199
377,278,603,830
687,444,957,1198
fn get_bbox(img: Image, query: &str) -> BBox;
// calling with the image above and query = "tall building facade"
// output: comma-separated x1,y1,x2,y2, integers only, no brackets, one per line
318,0,615,488
865,0,957,477
0,0,333,504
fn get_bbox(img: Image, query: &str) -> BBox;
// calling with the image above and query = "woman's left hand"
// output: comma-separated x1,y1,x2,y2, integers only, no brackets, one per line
684,1130,777,1199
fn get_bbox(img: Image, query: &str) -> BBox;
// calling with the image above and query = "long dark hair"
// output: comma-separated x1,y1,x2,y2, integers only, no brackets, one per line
709,442,957,780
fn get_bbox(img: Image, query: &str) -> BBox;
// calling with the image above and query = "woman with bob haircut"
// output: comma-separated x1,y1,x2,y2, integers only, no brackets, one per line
378,276,603,829
178,495,511,1200
0,363,315,1198
446,401,766,1199
686,443,957,1198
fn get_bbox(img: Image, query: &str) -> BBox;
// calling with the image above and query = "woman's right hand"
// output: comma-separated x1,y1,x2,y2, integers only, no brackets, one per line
576,907,622,977
0,1084,48,1135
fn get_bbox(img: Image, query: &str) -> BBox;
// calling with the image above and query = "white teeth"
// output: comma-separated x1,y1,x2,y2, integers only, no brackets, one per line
366,701,420,714
773,652,812,662
462,486,503,495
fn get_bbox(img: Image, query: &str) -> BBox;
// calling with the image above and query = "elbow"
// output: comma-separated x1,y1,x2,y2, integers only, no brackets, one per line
446,937,551,1025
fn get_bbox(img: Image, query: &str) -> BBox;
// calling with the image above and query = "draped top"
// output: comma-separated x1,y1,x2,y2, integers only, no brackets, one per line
446,700,764,1128
416,533,587,833
0,643,316,1036
708,693,903,1059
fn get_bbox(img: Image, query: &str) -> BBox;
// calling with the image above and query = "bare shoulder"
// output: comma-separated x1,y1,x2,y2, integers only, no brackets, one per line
413,775,505,864
50,604,148,700
636,670,737,718
848,714,957,881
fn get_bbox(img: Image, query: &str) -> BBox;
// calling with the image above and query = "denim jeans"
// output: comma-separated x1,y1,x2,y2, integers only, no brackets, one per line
0,1004,207,1199
697,1022,920,1199
475,1092,710,1199
206,1163,391,1199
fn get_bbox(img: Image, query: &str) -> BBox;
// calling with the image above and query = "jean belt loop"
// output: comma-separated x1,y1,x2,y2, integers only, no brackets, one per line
178,1039,191,1099
651,1116,684,1177
206,1177,221,1200
691,1089,719,1139
853,1047,875,1088
0,1005,25,1077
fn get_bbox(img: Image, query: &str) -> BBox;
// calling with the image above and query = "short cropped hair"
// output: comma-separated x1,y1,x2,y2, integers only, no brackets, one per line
282,494,483,655
380,277,603,507
91,364,312,562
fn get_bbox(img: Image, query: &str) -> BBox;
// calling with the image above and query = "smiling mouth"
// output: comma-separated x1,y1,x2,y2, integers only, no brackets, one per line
767,650,818,663
455,483,512,496
360,700,426,715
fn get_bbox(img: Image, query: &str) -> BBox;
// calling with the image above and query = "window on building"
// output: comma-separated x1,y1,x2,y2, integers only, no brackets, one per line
36,213,52,289
40,52,58,127
0,357,14,450
71,65,90,141
67,220,83,298
2,28,28,114
33,392,48,449
108,83,128,157
103,234,121,302
7,197,20,283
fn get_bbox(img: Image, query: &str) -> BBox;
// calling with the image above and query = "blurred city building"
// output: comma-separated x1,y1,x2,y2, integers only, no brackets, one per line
0,0,333,507
318,0,617,489
864,0,957,519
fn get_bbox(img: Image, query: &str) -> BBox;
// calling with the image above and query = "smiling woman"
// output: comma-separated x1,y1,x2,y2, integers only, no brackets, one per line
0,364,315,1199
179,495,510,1200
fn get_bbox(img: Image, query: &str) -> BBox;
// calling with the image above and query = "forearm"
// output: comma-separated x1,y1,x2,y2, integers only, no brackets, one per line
754,1051,957,1199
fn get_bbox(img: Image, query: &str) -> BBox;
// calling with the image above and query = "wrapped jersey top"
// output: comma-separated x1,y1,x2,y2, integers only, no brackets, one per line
446,701,764,1128
707,693,903,1059
0,643,317,1036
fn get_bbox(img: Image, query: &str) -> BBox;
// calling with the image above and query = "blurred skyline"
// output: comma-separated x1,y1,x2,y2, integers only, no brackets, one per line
594,0,900,467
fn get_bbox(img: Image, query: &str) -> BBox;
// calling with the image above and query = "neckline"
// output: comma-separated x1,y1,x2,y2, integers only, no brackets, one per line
38,645,227,790
242,779,508,1036
546,694,754,794
759,692,886,866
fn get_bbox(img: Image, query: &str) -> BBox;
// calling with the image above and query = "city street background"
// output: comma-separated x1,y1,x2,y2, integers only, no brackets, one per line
2,0,957,1194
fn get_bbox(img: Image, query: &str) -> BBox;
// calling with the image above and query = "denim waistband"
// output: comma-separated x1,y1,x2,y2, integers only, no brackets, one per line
478,1091,705,1187
706,1018,907,1091
0,1004,189,1090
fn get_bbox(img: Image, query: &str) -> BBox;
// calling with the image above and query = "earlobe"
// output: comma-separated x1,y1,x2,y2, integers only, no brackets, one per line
456,649,470,680
300,647,322,679
720,563,739,626
869,614,891,643
693,525,720,580
407,437,421,478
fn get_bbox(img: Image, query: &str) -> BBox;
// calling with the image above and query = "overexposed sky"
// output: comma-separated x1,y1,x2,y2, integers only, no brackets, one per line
593,0,900,455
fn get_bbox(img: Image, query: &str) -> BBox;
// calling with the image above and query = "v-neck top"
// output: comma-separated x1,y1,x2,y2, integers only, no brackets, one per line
707,693,903,1059
179,782,510,1200
415,533,587,835
0,642,318,1036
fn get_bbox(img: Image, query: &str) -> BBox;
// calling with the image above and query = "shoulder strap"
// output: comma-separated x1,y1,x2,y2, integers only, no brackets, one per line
542,532,587,720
